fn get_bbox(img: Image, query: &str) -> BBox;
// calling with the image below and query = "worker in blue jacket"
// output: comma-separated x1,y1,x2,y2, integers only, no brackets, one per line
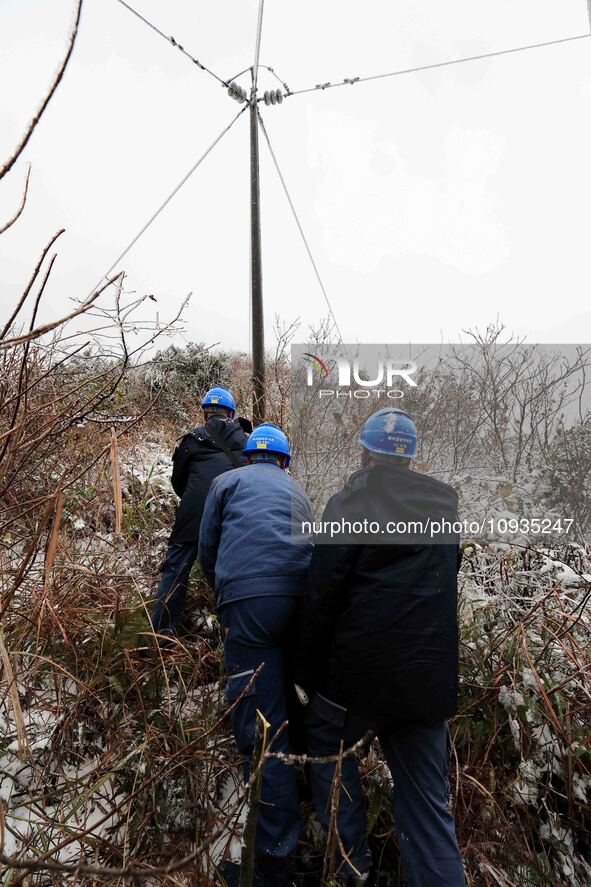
198,423,313,887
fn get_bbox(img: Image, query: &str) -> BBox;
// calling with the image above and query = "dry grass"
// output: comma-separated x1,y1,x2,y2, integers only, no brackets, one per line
0,334,589,885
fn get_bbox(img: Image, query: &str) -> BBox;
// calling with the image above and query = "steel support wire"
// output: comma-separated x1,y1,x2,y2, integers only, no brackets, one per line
257,111,344,343
93,105,247,293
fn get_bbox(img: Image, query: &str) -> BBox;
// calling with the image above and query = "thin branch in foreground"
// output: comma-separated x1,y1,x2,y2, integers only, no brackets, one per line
0,727,371,880
0,274,122,350
0,165,31,235
0,0,83,181
0,229,64,340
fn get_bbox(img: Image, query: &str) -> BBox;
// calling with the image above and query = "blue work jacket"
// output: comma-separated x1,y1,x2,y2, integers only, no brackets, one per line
198,462,314,607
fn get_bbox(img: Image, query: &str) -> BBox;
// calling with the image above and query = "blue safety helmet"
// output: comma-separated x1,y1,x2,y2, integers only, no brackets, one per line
244,423,291,467
201,387,235,415
359,408,417,459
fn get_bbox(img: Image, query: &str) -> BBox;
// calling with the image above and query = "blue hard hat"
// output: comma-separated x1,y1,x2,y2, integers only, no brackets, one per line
244,423,291,467
201,387,235,415
359,408,417,459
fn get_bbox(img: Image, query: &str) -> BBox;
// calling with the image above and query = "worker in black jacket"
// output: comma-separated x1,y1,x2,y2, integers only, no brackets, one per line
293,408,465,886
150,387,249,641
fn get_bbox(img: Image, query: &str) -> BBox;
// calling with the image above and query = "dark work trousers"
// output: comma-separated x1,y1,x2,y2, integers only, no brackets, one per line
151,541,199,636
306,693,465,885
219,596,301,858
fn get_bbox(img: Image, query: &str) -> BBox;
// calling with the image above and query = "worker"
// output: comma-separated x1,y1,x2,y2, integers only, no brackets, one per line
150,386,249,643
198,423,313,887
292,408,465,886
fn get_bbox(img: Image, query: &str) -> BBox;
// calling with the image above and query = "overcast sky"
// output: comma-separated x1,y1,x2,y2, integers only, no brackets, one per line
1,0,590,354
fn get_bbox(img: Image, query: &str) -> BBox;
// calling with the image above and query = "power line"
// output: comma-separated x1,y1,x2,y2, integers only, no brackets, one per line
286,32,591,98
261,65,291,94
257,111,344,343
114,0,227,86
101,7,591,360
227,64,291,94
94,105,247,292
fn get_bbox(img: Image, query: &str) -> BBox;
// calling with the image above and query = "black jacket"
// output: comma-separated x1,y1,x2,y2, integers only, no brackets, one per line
293,462,461,740
169,416,248,544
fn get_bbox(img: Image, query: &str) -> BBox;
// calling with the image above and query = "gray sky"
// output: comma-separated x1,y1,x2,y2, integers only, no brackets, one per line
1,0,590,353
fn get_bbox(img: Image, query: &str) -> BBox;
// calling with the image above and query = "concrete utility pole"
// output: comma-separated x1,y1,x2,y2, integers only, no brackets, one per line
250,73,265,426
250,0,265,426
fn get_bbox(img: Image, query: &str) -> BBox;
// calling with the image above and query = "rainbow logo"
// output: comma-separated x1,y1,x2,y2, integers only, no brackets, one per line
302,352,329,378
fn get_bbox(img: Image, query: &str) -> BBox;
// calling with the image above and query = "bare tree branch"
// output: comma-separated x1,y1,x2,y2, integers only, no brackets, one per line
0,229,64,339
0,274,122,350
0,164,31,234
0,0,83,181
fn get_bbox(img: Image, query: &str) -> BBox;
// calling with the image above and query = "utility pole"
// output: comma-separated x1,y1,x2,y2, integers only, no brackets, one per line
227,0,275,427
250,71,265,425
250,0,265,426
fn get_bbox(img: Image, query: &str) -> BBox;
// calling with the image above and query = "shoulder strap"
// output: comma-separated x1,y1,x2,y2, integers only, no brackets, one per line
194,424,243,469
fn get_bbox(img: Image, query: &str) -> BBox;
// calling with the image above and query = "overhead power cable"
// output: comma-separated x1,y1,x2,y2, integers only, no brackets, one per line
227,64,291,95
94,105,247,292
115,0,227,86
287,32,591,98
261,65,290,94
257,111,344,343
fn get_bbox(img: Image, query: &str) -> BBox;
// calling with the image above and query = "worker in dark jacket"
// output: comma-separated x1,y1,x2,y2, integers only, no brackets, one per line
199,423,313,887
293,408,465,887
150,387,249,640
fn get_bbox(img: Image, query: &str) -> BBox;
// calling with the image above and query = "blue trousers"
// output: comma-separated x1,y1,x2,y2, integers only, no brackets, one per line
151,541,199,635
219,596,301,858
306,693,465,885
